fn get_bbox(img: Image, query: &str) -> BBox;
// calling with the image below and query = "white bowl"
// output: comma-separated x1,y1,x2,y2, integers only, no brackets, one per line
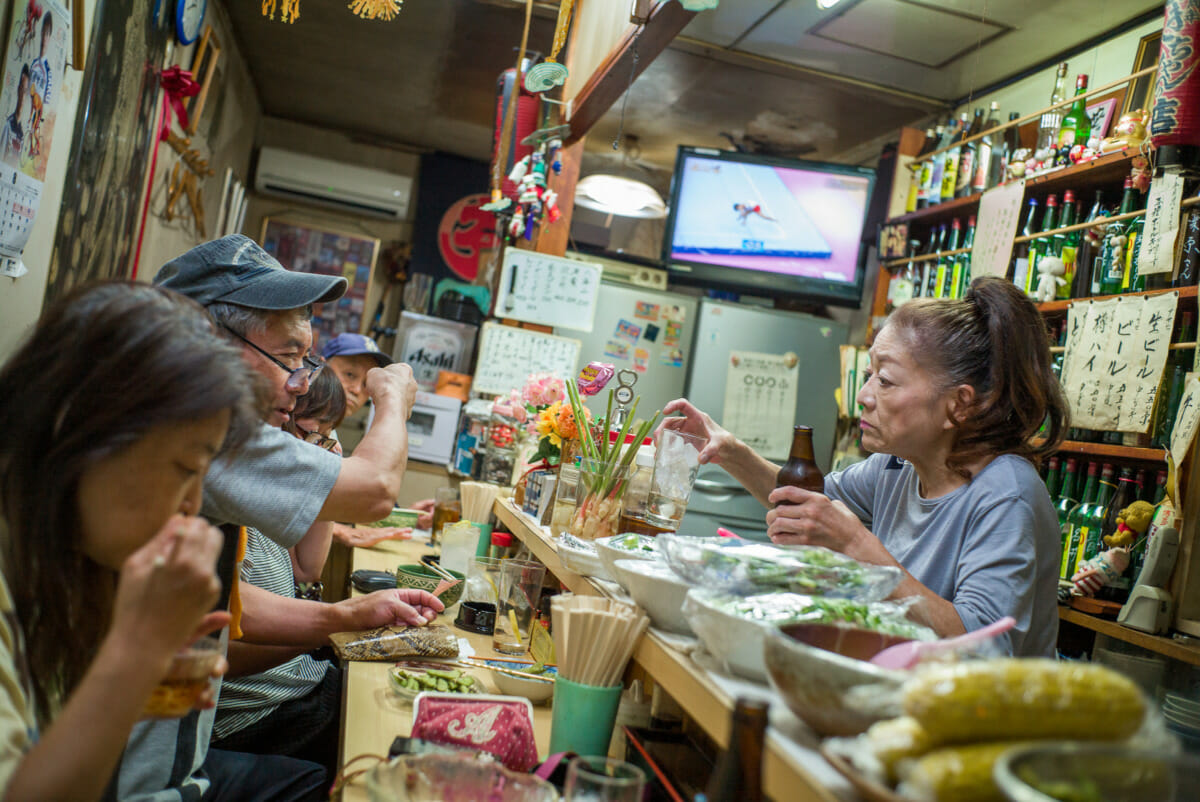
682,589,773,682
595,533,659,581
482,659,557,705
556,535,611,581
612,558,694,636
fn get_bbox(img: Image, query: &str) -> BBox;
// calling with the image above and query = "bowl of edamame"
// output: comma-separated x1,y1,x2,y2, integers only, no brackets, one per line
388,666,482,702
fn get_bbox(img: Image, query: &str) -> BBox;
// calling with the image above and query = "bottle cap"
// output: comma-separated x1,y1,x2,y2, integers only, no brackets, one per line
491,531,514,547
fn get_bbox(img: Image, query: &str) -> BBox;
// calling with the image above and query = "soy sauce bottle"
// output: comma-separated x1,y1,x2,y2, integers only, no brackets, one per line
776,426,824,493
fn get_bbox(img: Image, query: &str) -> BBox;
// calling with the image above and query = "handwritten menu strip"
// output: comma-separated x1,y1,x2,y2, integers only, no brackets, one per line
473,321,581,396
1137,170,1185,277
1062,293,1178,432
722,351,800,461
494,251,603,332
971,179,1025,278
1170,373,1200,466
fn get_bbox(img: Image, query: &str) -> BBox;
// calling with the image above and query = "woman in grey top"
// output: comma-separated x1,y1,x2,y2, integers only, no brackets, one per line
663,277,1068,656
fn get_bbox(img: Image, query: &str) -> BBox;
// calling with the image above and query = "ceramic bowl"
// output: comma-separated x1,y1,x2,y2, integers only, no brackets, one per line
396,563,466,607
682,589,773,682
612,558,693,636
993,743,1200,802
762,623,907,736
484,659,557,704
595,533,659,582
556,535,611,581
365,753,559,801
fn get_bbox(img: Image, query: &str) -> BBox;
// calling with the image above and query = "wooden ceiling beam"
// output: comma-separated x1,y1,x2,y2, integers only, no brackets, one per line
565,1,697,145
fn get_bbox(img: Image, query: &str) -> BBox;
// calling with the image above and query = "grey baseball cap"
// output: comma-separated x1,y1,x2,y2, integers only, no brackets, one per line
153,234,346,310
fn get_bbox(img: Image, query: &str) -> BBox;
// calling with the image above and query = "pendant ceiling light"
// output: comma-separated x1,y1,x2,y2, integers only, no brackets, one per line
574,174,667,219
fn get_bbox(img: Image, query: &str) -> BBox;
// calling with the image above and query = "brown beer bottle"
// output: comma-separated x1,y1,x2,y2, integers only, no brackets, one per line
776,425,824,493
699,698,768,802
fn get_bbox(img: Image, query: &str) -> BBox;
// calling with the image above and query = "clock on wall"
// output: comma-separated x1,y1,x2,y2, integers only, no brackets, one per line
176,0,207,45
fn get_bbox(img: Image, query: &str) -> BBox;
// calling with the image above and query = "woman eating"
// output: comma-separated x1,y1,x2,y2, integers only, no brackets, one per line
663,277,1067,656
0,283,267,801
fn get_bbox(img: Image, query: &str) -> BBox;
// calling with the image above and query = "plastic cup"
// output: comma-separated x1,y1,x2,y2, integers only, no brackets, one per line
142,635,221,718
439,520,480,576
492,559,546,655
563,756,645,802
432,487,461,545
645,430,706,531
548,679,625,760
464,555,503,606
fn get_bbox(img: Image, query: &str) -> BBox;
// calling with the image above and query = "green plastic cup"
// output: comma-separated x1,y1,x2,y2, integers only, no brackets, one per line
472,521,494,558
548,677,623,756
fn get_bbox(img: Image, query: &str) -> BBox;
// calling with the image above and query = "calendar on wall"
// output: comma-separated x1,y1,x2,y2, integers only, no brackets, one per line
722,350,800,461
473,321,581,396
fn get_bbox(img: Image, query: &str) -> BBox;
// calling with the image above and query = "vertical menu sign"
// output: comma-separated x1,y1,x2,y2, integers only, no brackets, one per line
494,250,603,332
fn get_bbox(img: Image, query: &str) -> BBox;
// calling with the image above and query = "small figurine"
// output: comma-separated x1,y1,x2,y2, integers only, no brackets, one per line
1007,149,1032,179
1072,548,1131,597
1130,155,1152,193
1034,255,1066,302
1103,500,1155,549
1101,109,1150,153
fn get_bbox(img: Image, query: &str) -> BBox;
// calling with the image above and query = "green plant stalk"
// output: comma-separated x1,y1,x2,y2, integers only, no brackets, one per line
601,389,614,463
565,379,598,463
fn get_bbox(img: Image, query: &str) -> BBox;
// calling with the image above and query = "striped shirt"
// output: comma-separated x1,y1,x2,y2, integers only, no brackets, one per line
213,529,330,741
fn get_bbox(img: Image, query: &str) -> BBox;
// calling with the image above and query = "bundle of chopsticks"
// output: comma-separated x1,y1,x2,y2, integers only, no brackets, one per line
551,595,649,687
460,481,499,525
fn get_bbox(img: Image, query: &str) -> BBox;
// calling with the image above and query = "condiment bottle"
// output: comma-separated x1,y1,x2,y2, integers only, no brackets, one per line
775,425,824,493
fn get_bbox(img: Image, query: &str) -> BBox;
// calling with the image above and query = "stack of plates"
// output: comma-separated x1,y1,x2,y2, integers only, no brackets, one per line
1163,691,1200,751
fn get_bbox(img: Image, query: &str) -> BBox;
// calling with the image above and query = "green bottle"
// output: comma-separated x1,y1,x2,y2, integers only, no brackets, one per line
1028,195,1060,297
1014,198,1040,293
1080,465,1120,567
1045,456,1063,498
1099,179,1139,296
1055,458,1082,577
1057,74,1091,152
935,219,962,298
951,216,976,299
1054,191,1079,300
1062,462,1100,580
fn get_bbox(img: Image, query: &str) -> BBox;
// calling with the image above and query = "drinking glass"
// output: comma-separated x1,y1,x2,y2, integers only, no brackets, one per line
568,458,630,541
432,486,461,545
464,555,503,605
645,430,707,531
439,520,480,576
142,635,221,718
564,756,645,802
492,559,546,655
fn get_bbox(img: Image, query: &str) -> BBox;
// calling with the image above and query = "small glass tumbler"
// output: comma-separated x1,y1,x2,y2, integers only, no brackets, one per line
564,756,646,802
142,635,221,719
431,486,461,546
492,559,546,655
645,429,707,531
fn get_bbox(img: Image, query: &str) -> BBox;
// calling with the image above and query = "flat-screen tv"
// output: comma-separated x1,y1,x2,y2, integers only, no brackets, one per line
661,147,875,307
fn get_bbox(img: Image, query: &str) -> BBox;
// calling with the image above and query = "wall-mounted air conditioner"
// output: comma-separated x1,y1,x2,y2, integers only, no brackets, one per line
254,147,413,220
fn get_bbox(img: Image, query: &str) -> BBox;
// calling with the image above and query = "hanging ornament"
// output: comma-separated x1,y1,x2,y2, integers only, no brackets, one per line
261,0,300,23
524,0,575,92
348,0,403,20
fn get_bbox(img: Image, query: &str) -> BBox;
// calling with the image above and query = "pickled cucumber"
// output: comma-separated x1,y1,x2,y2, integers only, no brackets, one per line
903,659,1145,745
896,741,1020,802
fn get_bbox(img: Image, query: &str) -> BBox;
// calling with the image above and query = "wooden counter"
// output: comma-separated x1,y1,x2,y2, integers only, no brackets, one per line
494,499,855,802
337,536,554,801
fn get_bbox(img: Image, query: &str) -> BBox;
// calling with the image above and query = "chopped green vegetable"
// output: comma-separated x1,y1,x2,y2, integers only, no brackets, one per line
706,592,936,641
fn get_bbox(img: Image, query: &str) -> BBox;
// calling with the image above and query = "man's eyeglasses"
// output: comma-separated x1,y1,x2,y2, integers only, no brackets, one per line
291,422,341,453
222,325,324,392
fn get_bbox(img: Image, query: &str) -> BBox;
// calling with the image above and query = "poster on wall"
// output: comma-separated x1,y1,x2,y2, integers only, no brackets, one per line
260,218,379,350
46,0,170,301
0,0,69,278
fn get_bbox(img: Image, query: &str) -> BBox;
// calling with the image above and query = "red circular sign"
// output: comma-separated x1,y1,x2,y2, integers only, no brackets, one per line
437,193,497,281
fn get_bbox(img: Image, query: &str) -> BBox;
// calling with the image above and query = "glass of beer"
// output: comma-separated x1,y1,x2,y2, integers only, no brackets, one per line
142,635,221,718
431,486,461,545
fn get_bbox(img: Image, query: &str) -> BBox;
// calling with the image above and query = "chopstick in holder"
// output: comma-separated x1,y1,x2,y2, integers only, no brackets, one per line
458,658,556,683
425,561,458,583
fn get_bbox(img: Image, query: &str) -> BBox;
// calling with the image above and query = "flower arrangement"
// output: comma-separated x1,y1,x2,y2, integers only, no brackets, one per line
530,400,590,466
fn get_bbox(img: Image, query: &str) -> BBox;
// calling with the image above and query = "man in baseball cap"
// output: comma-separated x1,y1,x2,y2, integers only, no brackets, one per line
321,333,391,417
107,237,437,802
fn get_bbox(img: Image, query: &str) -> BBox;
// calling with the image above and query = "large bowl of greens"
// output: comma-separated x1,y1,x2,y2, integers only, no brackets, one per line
659,535,901,601
595,533,659,583
683,590,935,683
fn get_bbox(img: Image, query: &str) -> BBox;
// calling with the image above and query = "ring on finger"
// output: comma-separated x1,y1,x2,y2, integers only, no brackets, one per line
153,555,167,568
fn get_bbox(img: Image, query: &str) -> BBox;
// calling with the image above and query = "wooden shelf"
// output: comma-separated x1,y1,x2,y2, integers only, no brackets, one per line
1034,438,1167,462
1058,606,1200,667
888,192,981,227
1035,284,1199,313
1048,341,1196,354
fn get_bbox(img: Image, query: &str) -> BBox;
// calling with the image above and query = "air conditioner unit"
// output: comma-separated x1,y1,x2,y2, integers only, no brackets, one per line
254,147,413,220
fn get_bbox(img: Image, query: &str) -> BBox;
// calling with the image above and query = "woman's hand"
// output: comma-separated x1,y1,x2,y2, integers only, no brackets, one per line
659,399,736,465
332,522,413,549
766,486,897,567
109,515,230,675
410,498,436,530
338,588,445,628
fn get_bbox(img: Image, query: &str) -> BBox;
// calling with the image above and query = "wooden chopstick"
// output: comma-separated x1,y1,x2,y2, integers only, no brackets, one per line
458,658,556,683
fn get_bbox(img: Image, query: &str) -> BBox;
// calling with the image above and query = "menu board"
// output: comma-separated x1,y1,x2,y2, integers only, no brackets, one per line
1061,293,1177,432
971,179,1025,279
494,250,603,332
472,321,581,395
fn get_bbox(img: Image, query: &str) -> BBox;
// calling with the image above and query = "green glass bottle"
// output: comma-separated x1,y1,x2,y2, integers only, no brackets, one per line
1045,456,1063,498
1055,458,1082,578
1028,195,1060,297
1099,179,1138,296
951,216,976,299
1062,462,1100,580
1054,191,1079,300
1057,74,1091,153
1079,464,1120,568
1014,198,1040,293
935,218,962,298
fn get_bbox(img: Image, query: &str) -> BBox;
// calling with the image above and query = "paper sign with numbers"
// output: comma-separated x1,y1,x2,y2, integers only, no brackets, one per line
494,250,603,331
722,351,800,461
1170,373,1200,466
1137,170,1185,276
472,321,581,396
971,179,1025,278
1062,293,1177,432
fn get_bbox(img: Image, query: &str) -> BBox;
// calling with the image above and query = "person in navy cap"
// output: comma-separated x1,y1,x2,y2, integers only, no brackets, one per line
103,236,440,802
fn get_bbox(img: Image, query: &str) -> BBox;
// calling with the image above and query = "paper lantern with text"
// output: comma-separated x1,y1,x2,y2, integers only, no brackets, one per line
1150,0,1200,148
